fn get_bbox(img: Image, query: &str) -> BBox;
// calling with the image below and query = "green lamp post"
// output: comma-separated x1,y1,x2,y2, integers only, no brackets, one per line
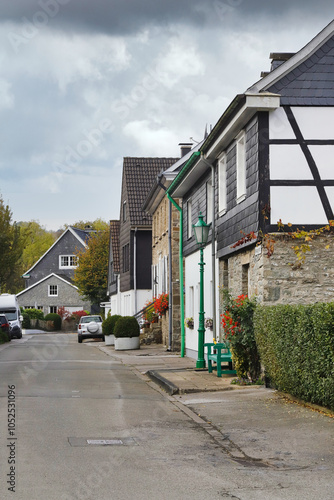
193,212,211,369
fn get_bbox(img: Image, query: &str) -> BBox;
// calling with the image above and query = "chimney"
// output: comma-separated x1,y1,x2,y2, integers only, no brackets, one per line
261,52,295,77
179,143,193,158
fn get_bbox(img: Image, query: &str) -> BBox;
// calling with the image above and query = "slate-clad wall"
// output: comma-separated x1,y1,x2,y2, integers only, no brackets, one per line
216,116,259,258
267,35,334,105
26,231,85,287
183,170,213,257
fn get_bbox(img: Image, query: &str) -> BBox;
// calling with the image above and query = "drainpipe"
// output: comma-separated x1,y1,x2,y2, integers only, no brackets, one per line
168,199,173,351
201,155,217,341
166,193,185,357
134,228,137,314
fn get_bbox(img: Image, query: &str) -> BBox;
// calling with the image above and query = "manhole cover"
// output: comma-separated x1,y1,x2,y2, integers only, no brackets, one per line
68,437,137,447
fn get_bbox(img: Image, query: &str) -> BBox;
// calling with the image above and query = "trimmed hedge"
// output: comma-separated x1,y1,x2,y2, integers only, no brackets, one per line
0,331,10,344
254,303,334,411
114,316,140,338
102,314,121,336
44,313,62,331
22,308,44,320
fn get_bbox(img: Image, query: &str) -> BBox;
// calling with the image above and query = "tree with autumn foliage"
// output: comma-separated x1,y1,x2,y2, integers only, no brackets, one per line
73,229,109,305
0,195,24,293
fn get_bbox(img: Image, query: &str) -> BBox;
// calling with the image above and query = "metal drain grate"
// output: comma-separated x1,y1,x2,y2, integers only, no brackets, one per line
68,437,137,447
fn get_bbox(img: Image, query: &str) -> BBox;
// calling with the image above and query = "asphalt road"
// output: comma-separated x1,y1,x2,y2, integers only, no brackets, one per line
0,333,333,500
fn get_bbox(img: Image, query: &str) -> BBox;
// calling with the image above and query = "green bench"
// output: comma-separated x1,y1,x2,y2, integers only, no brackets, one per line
204,342,236,377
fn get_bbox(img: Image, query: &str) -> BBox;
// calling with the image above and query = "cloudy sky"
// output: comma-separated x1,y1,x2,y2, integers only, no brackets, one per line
1,1,334,230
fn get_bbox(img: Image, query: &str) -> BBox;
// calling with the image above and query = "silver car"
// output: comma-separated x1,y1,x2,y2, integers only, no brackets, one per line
77,315,104,343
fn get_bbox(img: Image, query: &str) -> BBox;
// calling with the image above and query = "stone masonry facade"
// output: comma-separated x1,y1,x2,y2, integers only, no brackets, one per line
18,275,90,316
152,196,182,351
219,233,334,338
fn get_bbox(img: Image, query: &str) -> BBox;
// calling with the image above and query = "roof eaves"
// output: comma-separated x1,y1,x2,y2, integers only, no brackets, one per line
166,151,201,197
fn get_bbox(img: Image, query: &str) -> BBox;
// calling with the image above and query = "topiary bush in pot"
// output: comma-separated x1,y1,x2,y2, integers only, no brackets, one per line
102,314,122,335
44,313,62,331
114,316,140,338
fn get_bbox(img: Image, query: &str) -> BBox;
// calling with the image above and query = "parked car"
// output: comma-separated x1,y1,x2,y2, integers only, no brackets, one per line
77,315,104,343
0,314,11,340
0,294,22,339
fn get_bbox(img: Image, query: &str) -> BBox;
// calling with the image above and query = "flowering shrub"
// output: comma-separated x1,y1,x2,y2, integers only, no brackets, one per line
221,291,260,382
185,317,194,329
153,293,169,316
70,310,88,321
142,300,157,323
57,306,71,320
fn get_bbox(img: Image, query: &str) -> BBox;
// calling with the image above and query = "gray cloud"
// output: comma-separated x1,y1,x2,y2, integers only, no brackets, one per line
1,0,333,36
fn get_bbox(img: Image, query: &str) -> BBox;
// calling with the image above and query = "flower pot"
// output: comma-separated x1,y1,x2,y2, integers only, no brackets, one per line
105,334,115,346
114,337,140,351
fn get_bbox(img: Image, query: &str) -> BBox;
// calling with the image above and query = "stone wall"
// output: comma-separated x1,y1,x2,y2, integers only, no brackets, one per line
219,234,334,334
152,197,182,351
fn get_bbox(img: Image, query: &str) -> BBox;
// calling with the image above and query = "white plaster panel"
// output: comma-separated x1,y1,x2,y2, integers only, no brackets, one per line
185,246,214,354
309,145,334,179
269,107,295,140
269,145,312,179
270,186,327,225
292,107,334,140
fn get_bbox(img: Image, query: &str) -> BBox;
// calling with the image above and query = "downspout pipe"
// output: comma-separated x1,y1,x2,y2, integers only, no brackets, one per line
166,193,185,357
134,227,137,314
201,155,217,341
168,199,172,351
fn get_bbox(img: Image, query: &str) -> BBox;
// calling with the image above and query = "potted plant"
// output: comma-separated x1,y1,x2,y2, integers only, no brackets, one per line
114,316,140,350
185,317,194,330
102,314,121,346
205,317,213,331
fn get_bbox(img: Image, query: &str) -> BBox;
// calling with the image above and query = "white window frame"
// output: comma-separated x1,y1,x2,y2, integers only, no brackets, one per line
48,285,58,297
59,255,78,269
236,131,246,203
206,178,213,224
218,153,227,215
187,198,192,239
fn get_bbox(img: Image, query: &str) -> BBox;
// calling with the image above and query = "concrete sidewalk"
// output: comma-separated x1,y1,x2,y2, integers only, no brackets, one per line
98,343,261,395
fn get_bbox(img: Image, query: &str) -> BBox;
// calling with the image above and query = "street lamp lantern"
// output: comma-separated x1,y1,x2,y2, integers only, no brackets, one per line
193,213,211,247
193,212,211,369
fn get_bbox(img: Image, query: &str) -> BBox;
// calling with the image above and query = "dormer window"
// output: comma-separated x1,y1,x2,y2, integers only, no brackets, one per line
236,131,246,203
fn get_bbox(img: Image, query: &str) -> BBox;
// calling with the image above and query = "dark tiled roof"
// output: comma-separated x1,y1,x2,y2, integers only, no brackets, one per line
267,35,334,105
123,157,178,225
70,226,96,245
110,220,120,273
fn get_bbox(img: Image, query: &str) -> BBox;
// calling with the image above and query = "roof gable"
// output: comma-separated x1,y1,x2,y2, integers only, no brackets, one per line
249,20,334,104
22,226,90,276
122,157,178,226
17,273,78,296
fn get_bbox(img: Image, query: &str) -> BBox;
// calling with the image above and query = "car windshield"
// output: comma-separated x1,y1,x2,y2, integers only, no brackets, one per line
0,309,17,321
81,316,101,323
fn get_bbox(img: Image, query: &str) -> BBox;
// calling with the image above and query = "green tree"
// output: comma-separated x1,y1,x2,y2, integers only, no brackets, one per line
0,196,24,293
73,229,109,305
19,221,56,272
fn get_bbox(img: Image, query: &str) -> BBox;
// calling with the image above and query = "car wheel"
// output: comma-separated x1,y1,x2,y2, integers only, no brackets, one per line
78,335,82,343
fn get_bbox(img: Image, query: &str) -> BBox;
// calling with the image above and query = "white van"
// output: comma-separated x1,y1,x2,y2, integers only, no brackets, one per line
0,294,23,339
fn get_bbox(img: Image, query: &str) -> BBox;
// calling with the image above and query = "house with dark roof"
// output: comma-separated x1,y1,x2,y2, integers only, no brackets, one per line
17,226,92,315
142,142,203,352
167,20,334,360
109,157,178,317
106,219,121,315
